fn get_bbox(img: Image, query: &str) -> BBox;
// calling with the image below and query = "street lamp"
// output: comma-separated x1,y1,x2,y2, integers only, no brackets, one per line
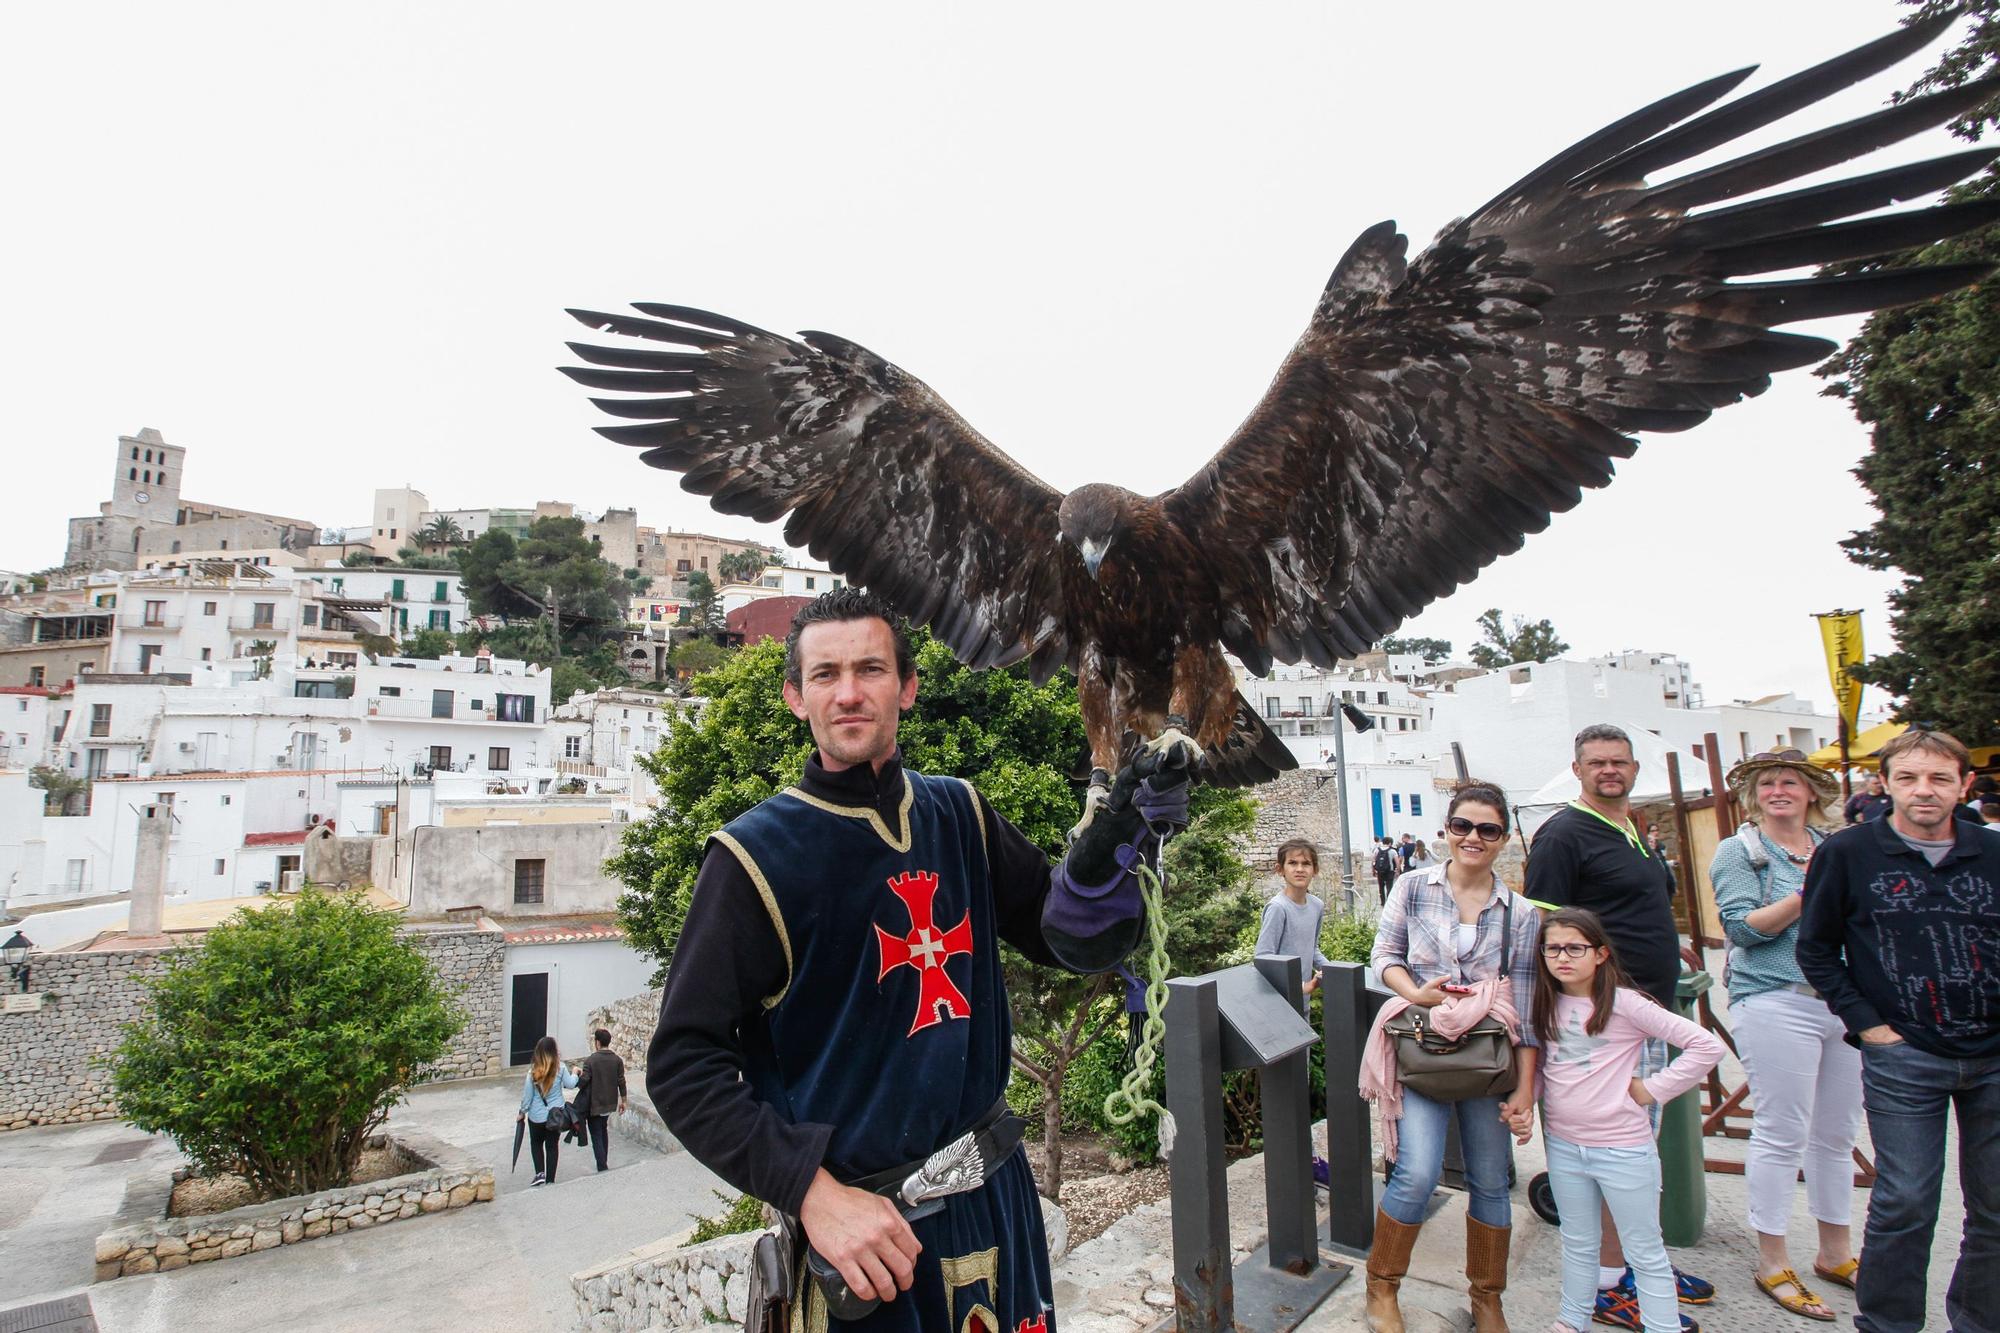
1330,700,1376,912
2,930,32,993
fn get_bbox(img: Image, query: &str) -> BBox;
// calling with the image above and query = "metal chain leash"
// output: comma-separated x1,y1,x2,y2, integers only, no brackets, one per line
1102,831,1176,1156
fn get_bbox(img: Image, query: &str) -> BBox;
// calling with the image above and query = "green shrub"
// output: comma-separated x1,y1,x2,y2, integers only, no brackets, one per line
684,1190,767,1245
108,890,463,1199
1323,908,1377,965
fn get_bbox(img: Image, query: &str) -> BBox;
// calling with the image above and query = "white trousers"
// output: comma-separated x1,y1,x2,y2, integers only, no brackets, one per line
1733,985,1864,1235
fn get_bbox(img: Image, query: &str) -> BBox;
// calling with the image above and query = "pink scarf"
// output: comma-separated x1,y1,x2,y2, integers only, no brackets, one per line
1358,976,1523,1161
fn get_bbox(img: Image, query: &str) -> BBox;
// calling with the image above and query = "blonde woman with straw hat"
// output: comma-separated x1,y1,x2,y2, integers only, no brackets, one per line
1709,750,1858,1321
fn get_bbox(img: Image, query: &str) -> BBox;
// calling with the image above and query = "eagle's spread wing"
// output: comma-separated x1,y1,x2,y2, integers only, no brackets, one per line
561,305,1072,677
1168,18,2000,673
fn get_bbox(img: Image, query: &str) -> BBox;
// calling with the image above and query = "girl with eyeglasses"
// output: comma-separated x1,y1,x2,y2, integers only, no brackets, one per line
1364,782,1542,1333
1521,910,1724,1333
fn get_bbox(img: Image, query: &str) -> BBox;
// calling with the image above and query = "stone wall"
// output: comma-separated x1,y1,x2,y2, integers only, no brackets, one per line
94,1129,491,1279
0,949,169,1128
587,988,679,1154
0,923,504,1131
571,1227,759,1331
408,924,506,1082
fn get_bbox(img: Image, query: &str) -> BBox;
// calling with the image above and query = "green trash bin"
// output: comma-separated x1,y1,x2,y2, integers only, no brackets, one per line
1657,969,1713,1247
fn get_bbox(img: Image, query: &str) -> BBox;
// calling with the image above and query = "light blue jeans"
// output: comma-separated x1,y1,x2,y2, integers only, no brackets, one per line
1545,1134,1676,1332
1380,1086,1513,1227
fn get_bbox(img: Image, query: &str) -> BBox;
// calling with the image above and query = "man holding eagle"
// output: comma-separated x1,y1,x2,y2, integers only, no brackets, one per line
584,17,1997,1331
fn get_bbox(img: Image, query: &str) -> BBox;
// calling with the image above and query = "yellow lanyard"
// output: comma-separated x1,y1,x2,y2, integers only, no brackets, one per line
1568,800,1649,857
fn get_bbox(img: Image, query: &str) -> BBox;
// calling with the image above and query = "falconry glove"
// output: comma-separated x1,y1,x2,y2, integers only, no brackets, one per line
1044,753,1190,972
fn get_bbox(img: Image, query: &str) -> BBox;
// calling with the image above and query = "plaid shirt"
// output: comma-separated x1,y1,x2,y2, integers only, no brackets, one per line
1371,862,1543,1048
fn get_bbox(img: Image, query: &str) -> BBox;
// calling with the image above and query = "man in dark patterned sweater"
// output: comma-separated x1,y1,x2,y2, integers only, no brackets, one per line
1799,727,2000,1333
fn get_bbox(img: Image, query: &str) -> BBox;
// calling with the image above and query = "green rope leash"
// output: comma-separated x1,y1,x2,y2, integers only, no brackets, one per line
1102,838,1175,1156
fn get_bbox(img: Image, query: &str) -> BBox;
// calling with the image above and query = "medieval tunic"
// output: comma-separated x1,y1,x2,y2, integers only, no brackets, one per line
650,752,1091,1332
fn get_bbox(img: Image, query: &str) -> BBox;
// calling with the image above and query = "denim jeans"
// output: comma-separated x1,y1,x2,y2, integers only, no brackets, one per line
1544,1135,1677,1333
1380,1085,1513,1227
1855,1040,2000,1333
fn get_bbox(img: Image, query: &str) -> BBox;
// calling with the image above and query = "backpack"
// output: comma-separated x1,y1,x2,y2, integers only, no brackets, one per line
1373,848,1394,876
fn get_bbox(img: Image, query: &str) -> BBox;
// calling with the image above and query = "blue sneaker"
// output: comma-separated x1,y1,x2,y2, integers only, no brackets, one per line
1673,1265,1715,1305
1592,1272,1699,1330
1311,1155,1329,1189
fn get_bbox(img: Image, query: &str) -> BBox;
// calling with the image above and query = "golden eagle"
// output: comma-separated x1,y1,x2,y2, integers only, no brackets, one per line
563,19,1996,795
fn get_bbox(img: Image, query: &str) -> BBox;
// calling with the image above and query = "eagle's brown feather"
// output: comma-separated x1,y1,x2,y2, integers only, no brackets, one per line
563,18,1996,787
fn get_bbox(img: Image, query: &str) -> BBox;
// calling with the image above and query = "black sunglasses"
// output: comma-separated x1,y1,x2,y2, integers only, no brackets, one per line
1447,816,1506,841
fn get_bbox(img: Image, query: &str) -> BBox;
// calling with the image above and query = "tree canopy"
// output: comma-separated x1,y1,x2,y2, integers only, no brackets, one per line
1380,635,1453,662
1467,608,1570,668
1818,0,2000,745
716,546,777,585
607,628,1085,965
677,571,724,630
109,891,462,1198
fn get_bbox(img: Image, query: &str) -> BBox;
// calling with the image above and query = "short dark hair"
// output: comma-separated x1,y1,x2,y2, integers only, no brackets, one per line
594,1028,612,1048
1448,780,1510,833
782,586,916,689
1574,723,1633,759
1275,838,1319,871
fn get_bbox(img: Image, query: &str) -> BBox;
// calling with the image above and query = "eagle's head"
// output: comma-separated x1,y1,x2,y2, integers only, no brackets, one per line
1058,484,1132,582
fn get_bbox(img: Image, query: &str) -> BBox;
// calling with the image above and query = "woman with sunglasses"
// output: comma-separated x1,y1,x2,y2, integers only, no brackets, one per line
1365,782,1542,1333
1710,750,1859,1321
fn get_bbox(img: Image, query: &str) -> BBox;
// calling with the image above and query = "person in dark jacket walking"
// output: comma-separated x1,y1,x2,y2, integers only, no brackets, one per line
1797,727,2000,1333
1374,838,1399,904
580,1027,628,1172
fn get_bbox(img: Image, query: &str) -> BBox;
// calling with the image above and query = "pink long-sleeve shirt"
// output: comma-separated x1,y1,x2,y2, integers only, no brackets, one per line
1540,987,1724,1147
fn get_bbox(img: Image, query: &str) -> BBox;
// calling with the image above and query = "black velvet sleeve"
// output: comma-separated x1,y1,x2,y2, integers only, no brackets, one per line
646,841,834,1216
976,791,1065,968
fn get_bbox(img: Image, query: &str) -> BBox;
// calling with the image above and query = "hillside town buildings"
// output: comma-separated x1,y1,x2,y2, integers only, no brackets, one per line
8,424,1884,1066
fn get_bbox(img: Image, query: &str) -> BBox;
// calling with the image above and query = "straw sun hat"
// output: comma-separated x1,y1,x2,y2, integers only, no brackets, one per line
1725,748,1841,808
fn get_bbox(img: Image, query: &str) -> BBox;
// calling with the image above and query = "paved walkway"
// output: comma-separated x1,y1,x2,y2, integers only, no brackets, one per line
1297,1110,1966,1332
0,1074,727,1333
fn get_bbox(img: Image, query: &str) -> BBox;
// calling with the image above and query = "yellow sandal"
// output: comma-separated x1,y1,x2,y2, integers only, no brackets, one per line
1813,1258,1859,1291
1756,1269,1836,1321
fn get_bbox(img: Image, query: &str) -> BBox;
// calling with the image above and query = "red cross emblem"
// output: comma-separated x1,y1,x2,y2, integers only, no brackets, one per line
874,870,973,1036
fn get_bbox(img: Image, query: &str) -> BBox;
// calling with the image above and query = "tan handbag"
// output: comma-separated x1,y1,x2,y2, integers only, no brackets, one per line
1384,897,1518,1102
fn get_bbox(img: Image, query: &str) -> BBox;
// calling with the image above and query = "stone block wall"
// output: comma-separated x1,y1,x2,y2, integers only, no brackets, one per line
0,949,168,1129
571,1227,760,1331
0,923,504,1131
408,924,505,1082
587,988,680,1154
94,1129,492,1279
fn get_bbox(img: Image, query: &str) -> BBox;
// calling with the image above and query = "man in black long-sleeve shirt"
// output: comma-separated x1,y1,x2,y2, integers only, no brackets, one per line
647,589,1184,1331
1798,728,1999,1333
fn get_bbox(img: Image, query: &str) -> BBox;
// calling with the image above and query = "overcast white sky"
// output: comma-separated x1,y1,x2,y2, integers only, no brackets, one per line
2,1,1961,711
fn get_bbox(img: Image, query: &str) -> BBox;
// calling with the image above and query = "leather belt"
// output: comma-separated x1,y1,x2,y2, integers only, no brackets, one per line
807,1096,1024,1321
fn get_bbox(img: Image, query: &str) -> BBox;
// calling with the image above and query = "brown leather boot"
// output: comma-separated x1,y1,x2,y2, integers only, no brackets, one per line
1465,1216,1511,1333
1365,1207,1423,1333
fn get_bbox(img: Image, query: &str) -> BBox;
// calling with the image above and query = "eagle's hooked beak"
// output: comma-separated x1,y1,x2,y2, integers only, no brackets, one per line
1078,537,1109,581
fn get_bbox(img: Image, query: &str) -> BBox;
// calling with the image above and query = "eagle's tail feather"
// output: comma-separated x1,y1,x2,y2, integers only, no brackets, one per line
1199,693,1298,789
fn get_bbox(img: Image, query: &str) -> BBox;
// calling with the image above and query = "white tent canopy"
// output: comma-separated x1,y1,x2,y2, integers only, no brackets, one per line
1515,727,1713,836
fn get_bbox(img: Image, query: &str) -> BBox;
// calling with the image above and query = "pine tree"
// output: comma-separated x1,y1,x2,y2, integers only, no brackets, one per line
1820,1,2000,744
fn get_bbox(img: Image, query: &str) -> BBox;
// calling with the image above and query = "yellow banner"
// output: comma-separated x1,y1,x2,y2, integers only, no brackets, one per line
1816,610,1865,736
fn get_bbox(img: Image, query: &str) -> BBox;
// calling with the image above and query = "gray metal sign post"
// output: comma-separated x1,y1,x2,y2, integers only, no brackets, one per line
1159,955,1350,1332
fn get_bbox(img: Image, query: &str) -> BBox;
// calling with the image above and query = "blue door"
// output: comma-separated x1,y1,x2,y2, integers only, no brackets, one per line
1370,788,1386,841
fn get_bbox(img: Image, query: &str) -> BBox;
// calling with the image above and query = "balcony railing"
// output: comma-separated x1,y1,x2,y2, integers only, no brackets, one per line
122,613,184,630
228,617,290,633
